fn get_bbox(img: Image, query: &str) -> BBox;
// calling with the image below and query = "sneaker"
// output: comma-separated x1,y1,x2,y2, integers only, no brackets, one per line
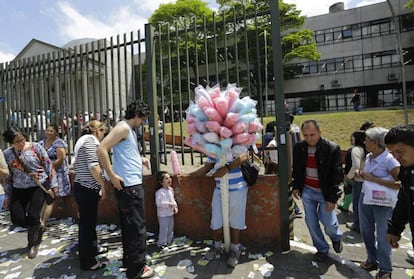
360,260,378,271
227,249,241,267
205,245,224,261
314,252,328,262
375,270,391,279
332,240,343,253
139,266,154,279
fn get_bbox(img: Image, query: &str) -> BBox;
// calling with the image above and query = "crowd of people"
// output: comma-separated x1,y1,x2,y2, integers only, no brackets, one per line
1,100,413,279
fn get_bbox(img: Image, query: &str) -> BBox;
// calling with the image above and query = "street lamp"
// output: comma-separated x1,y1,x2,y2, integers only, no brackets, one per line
386,0,408,125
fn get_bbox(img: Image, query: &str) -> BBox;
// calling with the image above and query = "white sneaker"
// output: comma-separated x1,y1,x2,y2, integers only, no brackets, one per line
205,245,224,261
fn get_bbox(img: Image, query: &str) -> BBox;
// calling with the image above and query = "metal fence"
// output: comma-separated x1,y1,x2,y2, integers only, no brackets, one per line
0,6,281,174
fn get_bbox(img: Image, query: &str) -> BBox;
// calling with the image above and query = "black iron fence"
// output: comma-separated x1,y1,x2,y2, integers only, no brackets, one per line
0,7,286,174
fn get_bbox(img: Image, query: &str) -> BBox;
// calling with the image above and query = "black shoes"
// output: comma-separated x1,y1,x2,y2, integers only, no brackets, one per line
333,240,343,253
314,252,329,262
28,245,38,258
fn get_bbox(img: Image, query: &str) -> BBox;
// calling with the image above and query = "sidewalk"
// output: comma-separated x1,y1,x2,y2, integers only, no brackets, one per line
1,203,414,278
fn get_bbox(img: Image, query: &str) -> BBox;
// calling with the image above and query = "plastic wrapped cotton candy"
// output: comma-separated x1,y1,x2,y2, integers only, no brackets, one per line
170,150,181,175
184,84,261,161
223,112,240,128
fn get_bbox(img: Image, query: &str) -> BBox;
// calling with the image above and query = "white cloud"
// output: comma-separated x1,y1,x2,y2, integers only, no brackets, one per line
354,0,385,8
0,50,15,63
53,1,154,44
136,0,176,13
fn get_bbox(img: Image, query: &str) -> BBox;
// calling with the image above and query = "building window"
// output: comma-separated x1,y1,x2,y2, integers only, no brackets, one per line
325,29,334,42
318,60,327,74
401,13,414,32
342,26,352,39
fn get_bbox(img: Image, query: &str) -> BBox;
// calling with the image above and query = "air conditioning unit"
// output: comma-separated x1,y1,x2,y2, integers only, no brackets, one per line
388,73,398,81
331,79,340,87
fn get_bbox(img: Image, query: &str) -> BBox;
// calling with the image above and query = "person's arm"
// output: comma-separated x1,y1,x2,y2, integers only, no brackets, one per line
0,151,9,179
387,181,410,248
53,147,66,169
362,166,401,190
347,147,364,179
97,123,129,191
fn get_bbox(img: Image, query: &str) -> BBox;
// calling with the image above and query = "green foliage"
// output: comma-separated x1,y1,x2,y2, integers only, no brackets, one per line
163,109,414,150
149,0,213,28
405,0,414,10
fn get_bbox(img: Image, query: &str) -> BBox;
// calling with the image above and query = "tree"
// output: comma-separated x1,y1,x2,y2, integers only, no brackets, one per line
148,0,320,111
405,0,414,10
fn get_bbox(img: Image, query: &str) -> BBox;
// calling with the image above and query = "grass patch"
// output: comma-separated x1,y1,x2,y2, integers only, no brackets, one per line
161,109,413,149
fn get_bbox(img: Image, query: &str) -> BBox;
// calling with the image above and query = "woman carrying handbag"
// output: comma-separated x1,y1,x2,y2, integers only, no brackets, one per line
2,127,57,258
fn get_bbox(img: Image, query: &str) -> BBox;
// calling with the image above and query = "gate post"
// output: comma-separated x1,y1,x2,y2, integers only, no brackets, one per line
145,24,160,175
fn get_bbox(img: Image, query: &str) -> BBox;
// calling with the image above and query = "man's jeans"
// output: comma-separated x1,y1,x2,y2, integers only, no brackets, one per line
359,193,393,273
302,186,343,253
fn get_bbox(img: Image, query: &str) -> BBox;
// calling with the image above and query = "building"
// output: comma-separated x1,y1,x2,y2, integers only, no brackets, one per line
283,0,414,113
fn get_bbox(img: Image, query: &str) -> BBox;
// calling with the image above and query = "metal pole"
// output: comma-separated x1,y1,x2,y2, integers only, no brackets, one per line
145,23,160,174
270,0,290,251
264,30,269,117
386,0,408,125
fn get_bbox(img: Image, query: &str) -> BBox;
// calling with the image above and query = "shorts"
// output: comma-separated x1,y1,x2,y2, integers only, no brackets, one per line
211,186,248,230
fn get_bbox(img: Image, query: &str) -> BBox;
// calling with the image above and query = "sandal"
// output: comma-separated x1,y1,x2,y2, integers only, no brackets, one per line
360,260,378,271
97,246,108,254
84,261,107,271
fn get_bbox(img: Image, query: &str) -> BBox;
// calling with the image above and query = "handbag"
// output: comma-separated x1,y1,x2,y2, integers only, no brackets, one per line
241,162,259,187
265,161,279,175
12,148,56,205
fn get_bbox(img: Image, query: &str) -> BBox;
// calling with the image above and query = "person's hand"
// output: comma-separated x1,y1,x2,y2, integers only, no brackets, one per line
292,189,301,200
325,201,335,212
174,207,179,214
212,166,227,178
177,173,186,184
2,198,9,210
142,157,151,171
387,233,400,249
110,175,124,191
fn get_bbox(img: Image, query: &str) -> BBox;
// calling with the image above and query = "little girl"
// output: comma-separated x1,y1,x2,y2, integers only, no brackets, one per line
155,171,178,249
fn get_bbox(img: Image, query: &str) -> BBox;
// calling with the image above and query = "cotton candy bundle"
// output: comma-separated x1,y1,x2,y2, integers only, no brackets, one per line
185,84,262,160
170,150,181,175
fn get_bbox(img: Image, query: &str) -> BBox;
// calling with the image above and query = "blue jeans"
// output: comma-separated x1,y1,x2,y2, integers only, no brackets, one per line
0,194,4,212
352,180,363,230
301,187,343,253
359,193,393,273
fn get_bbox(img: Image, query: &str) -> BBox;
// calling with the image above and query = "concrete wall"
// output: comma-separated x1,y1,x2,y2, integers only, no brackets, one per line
52,174,281,246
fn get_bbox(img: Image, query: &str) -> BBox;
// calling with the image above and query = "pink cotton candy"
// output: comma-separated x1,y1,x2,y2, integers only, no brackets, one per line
170,150,181,175
231,122,247,134
204,107,223,123
198,96,214,110
247,133,257,145
232,132,250,145
220,126,233,138
186,114,196,124
226,88,239,109
209,86,221,100
186,123,198,135
205,121,221,133
248,121,263,133
184,136,194,147
223,112,240,128
213,97,229,119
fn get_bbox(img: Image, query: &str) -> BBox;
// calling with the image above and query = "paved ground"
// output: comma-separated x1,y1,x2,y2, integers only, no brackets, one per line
1,201,414,279
1,154,413,278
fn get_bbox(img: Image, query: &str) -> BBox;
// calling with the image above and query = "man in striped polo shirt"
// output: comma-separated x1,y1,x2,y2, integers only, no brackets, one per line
292,119,343,262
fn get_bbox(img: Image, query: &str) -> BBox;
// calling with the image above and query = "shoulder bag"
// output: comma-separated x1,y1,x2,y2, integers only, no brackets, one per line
12,148,56,205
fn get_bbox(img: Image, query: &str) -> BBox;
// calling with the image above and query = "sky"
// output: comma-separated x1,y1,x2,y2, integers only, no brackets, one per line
0,0,386,63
